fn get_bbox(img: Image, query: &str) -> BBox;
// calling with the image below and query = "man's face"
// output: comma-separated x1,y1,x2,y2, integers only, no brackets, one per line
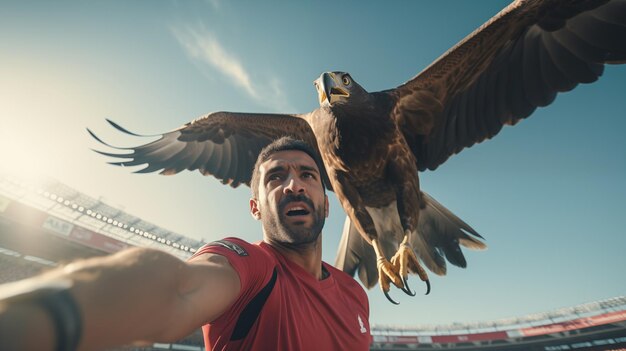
250,150,328,246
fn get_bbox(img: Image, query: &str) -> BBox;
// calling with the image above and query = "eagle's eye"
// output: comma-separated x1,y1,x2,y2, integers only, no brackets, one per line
342,75,351,86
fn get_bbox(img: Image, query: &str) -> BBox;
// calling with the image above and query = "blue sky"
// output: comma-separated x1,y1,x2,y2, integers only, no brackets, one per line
1,1,625,327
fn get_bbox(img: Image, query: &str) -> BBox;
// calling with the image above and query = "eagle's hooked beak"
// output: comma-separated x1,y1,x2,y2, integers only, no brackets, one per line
319,72,349,106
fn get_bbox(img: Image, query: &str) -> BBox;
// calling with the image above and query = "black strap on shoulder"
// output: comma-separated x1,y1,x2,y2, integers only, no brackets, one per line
230,267,278,341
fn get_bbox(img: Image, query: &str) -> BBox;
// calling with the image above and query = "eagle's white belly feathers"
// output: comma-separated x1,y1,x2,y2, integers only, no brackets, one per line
365,203,407,255
365,203,401,236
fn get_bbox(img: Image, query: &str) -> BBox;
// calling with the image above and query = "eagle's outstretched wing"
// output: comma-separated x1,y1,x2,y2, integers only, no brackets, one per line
89,112,323,188
385,0,626,171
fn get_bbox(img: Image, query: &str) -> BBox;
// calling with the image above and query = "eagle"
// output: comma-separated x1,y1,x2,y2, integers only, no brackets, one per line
89,0,626,304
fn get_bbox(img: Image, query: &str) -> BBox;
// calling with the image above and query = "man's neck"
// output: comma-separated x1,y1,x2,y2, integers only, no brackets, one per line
264,236,324,280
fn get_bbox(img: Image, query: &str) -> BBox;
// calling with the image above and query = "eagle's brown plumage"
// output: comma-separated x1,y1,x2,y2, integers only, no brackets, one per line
90,0,626,302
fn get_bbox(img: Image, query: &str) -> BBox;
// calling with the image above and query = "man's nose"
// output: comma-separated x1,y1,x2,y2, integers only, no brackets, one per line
284,176,305,194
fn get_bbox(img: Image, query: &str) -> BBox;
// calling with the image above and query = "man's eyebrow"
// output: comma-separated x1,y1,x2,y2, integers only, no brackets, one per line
265,164,319,176
265,165,286,176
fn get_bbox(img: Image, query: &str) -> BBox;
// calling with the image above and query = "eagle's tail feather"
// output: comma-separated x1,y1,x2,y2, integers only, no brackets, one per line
411,192,486,275
334,191,485,289
334,216,379,289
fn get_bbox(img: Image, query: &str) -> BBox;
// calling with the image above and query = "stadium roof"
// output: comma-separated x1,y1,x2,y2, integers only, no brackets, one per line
0,171,206,259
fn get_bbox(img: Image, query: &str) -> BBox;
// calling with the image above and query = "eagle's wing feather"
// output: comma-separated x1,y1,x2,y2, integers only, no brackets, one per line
89,112,324,188
383,0,626,171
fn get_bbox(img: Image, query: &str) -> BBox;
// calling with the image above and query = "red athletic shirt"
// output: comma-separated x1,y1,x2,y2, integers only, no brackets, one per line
190,237,371,351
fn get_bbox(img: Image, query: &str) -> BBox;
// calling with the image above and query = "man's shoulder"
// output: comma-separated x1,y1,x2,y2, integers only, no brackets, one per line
191,238,277,290
191,237,267,260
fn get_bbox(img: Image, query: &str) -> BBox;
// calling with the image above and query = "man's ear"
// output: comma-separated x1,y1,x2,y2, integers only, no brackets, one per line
324,194,329,218
250,198,261,220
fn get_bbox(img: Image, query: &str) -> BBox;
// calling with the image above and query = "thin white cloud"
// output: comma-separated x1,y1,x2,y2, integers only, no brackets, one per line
172,25,295,112
173,25,257,98
206,0,221,11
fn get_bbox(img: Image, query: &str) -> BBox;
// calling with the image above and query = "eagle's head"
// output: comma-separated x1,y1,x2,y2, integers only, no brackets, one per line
314,71,368,107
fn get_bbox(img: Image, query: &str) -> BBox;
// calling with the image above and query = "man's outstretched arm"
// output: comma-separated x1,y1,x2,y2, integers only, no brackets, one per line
0,247,240,351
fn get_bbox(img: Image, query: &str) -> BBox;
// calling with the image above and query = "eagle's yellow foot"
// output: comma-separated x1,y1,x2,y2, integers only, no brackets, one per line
372,238,406,304
390,241,431,296
376,256,403,305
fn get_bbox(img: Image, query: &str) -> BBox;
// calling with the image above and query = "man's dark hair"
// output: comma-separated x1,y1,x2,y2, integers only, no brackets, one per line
250,137,325,198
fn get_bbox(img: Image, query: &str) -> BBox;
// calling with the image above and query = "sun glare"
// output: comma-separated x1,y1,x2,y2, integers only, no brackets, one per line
0,63,91,184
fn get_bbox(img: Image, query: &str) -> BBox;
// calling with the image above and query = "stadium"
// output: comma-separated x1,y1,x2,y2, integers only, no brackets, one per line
1,173,625,351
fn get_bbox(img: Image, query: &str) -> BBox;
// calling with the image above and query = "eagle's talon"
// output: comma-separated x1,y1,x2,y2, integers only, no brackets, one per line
425,279,431,295
384,290,400,305
401,277,416,296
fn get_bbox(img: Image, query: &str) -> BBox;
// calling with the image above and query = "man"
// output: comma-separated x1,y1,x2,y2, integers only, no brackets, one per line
0,137,370,351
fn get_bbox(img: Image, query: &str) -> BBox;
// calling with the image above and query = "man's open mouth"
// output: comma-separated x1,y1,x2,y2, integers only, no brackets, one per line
285,206,311,217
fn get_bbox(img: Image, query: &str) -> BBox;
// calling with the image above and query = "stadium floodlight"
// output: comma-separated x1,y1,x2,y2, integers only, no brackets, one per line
71,204,78,209
56,197,64,203
122,224,128,229
107,218,113,224
96,214,102,219
63,200,70,206
166,240,171,245
86,209,92,215
129,227,135,232
50,194,57,200
102,216,108,222
43,191,50,197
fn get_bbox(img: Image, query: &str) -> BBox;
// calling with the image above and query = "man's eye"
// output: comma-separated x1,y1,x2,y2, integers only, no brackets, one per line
302,172,315,179
268,174,282,181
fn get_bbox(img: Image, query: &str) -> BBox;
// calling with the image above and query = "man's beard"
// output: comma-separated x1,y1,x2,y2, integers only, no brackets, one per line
261,194,326,247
